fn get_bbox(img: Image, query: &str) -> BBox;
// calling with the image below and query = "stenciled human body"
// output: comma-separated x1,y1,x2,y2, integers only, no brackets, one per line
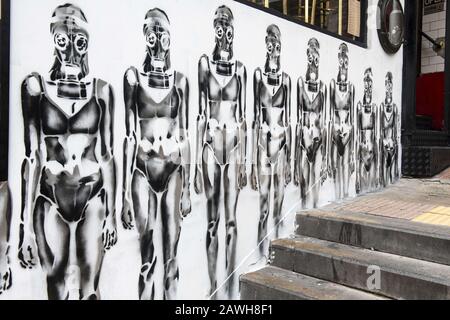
194,6,247,298
356,68,379,193
19,4,117,300
121,8,191,300
329,43,355,200
380,72,399,186
294,38,327,208
0,182,11,294
251,24,291,254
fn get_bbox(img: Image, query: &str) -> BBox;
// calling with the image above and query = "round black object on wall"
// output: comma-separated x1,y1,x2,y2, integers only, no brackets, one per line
377,0,404,54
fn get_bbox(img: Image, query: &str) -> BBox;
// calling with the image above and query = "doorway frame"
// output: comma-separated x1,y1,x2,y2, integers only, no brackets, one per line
402,0,450,146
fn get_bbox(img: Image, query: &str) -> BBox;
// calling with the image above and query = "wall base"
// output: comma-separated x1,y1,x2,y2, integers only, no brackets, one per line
402,146,450,177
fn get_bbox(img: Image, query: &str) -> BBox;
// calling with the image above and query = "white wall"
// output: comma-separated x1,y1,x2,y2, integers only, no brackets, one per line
421,0,446,74
3,0,403,300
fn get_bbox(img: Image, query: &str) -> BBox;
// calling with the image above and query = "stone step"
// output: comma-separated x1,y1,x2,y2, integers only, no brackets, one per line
296,210,450,265
240,266,387,300
271,236,450,300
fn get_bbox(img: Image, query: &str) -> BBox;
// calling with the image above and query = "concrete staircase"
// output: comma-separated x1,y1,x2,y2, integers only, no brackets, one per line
240,210,450,300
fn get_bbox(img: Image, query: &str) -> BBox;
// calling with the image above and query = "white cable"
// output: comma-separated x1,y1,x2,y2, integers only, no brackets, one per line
208,170,329,299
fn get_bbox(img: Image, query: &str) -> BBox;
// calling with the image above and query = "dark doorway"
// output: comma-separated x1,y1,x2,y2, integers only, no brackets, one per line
416,0,446,132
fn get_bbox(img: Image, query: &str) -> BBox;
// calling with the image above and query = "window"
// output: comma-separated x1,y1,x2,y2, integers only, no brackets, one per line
239,0,367,47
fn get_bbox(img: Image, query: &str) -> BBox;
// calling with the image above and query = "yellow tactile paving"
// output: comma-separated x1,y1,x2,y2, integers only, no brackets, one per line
413,210,450,227
341,199,445,220
429,206,450,216
413,213,432,222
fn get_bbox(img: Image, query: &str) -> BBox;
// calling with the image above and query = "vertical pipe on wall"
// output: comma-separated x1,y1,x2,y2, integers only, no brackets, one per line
402,0,419,146
264,0,269,8
283,0,288,15
416,0,423,76
338,0,343,35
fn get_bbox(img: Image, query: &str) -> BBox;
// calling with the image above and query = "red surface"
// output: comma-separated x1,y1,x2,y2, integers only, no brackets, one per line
416,72,445,130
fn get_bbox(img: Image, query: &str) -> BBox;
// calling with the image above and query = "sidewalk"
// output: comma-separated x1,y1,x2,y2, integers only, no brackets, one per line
324,167,450,227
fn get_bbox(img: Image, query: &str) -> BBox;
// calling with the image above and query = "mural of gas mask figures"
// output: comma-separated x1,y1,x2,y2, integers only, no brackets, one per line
355,68,380,194
121,8,191,300
380,72,399,187
251,24,291,255
329,43,355,200
294,38,327,209
19,4,117,300
0,182,12,294
194,5,247,299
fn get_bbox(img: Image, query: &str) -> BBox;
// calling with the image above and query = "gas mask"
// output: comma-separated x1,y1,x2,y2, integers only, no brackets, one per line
306,38,320,91
385,72,393,104
363,68,373,105
50,4,89,100
212,6,234,76
264,24,281,86
143,9,171,89
337,43,349,90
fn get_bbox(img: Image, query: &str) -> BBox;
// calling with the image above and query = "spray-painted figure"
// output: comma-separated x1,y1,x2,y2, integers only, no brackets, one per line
356,68,379,194
294,38,327,208
0,182,12,294
251,24,291,254
121,8,191,300
329,43,355,200
19,4,117,300
194,6,247,298
380,72,399,186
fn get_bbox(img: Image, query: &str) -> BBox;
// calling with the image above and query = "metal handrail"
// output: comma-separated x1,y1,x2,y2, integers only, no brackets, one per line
420,30,442,49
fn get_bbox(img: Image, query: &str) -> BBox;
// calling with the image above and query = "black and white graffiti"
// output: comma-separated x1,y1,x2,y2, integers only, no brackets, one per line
356,68,380,194
329,43,355,200
194,5,247,299
380,72,399,187
0,182,11,295
294,38,327,209
121,8,191,300
252,24,291,255
3,0,403,301
19,4,117,300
